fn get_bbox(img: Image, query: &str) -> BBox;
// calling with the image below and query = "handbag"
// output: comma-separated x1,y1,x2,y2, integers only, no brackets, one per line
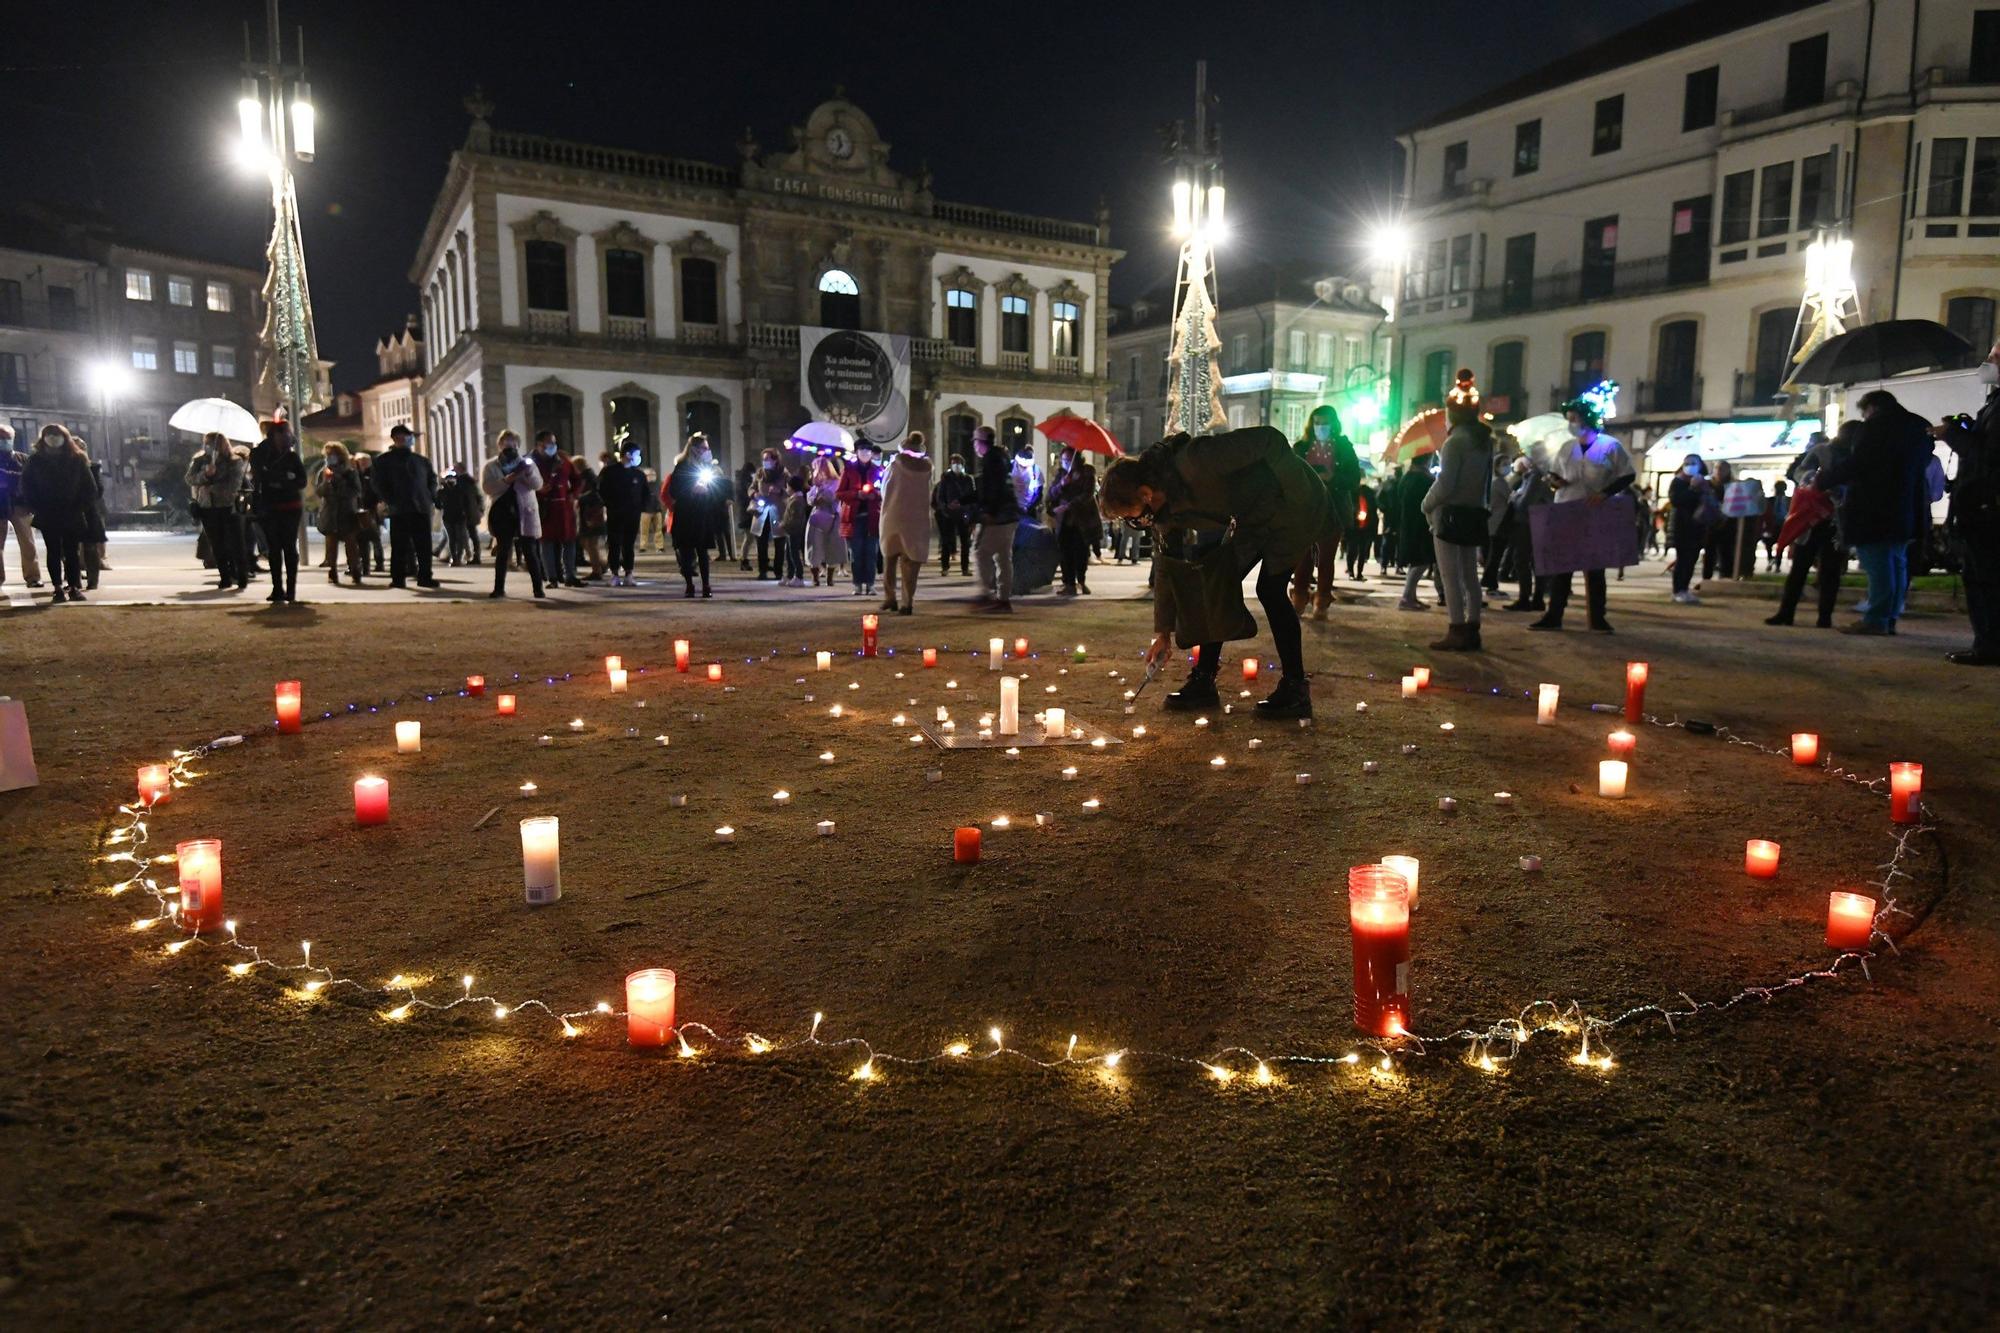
1437,448,1493,546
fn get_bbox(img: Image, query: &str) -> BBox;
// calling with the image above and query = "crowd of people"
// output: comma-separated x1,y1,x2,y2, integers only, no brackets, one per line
0,422,112,602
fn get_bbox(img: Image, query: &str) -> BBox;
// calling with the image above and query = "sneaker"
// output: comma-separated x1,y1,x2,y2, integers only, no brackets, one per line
1163,675,1220,712
1396,597,1426,611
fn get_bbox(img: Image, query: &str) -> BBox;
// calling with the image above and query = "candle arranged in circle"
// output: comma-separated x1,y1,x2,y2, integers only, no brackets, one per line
175,838,223,932
275,680,302,734
609,668,628,694
1044,707,1067,737
1537,683,1560,725
815,651,832,672
1826,891,1876,950
674,639,691,673
1791,732,1819,765
1349,864,1412,1039
137,763,171,806
1598,759,1628,799
988,638,1004,670
706,663,723,683
605,655,622,676
354,776,390,826
998,676,1020,735
922,647,938,668
496,693,517,716
465,675,486,697
1624,661,1648,722
1888,762,1922,823
862,614,879,657
1243,656,1260,682
1744,839,1781,878
1073,644,1088,663
520,816,561,905
625,968,676,1047
1014,637,1030,660
1379,854,1421,912
395,720,422,753
1607,729,1636,759
1411,666,1431,689
954,826,982,864
1401,675,1418,699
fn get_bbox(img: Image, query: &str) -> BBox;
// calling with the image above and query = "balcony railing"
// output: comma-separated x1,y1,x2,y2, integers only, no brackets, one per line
0,297,90,333
605,315,649,342
1471,254,1709,320
1733,371,1787,410
1635,375,1705,415
748,323,798,350
999,350,1030,372
526,309,571,336
930,200,1102,246
484,131,737,189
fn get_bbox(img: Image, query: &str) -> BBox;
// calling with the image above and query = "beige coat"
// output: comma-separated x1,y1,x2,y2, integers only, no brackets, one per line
879,452,934,563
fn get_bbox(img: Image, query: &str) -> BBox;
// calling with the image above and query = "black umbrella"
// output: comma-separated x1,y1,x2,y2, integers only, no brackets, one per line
1791,319,1978,386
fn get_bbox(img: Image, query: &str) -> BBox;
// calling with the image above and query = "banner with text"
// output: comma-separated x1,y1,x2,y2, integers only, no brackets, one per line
799,326,911,448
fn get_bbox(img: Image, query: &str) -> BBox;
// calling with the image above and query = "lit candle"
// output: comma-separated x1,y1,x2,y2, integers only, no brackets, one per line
715,825,736,843
954,826,982,864
674,639,691,673
395,719,422,753
609,668,628,693
772,789,791,804
137,763,171,806
1061,766,1078,781
1080,797,1102,814
605,655,622,675
520,816,560,905
1537,683,1560,725
998,676,1020,735
989,638,1004,670
1073,644,1087,663
1607,729,1636,759
1044,707,1067,736
1015,637,1030,660
176,838,223,932
1889,762,1922,823
275,680,302,734
1744,839,1781,878
625,968,676,1047
707,663,723,682
923,647,938,668
1598,759,1628,799
817,819,836,837
1349,864,1411,1038
496,693,517,716
1791,733,1819,765
1401,675,1418,699
1624,661,1649,722
1412,666,1431,689
862,614,879,657
354,775,390,825
1380,854,1421,912
1242,656,1260,682
1209,756,1227,769
1826,891,1876,950
465,675,486,697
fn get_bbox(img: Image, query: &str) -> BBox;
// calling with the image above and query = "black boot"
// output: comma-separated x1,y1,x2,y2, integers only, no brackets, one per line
1464,624,1483,651
1527,613,1563,631
1429,623,1470,652
1162,672,1220,712
1254,675,1313,719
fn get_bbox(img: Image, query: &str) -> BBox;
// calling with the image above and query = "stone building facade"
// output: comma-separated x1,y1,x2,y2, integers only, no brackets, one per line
410,94,1120,480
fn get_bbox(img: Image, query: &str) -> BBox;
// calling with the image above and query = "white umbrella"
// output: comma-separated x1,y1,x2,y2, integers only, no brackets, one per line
786,420,855,454
170,397,261,443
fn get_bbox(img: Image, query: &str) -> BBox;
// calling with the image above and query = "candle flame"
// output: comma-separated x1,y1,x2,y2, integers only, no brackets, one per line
850,1059,875,1081
946,1041,970,1057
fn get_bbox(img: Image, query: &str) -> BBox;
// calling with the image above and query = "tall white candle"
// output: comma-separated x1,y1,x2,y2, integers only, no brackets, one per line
1044,706,1066,736
816,651,832,672
1537,683,1560,725
520,816,561,905
1380,855,1421,911
395,720,421,753
1400,675,1418,699
989,637,1004,670
1598,759,1628,799
998,676,1020,735
608,667,628,693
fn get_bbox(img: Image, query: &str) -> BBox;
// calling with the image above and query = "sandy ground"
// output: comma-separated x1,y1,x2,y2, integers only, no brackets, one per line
3,570,1997,1328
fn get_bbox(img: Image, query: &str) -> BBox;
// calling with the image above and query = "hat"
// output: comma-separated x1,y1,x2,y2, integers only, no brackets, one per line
1445,368,1480,409
390,423,418,439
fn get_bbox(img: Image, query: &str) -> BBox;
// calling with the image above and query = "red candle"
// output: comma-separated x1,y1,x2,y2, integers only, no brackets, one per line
175,838,223,932
1791,733,1819,765
1014,637,1029,660
1190,645,1201,667
1826,891,1876,950
1242,656,1260,682
1411,665,1430,689
1744,839,1780,878
1349,864,1411,1038
1623,661,1649,723
674,639,691,673
922,647,938,668
1607,729,1636,759
706,663,723,683
953,826,982,864
354,775,390,826
275,680,302,734
625,967,677,1047
862,614,879,657
137,763,171,806
465,675,486,697
1889,762,1922,823
496,693,516,716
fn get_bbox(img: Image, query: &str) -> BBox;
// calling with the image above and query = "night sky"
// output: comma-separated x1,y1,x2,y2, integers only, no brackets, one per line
10,0,1681,394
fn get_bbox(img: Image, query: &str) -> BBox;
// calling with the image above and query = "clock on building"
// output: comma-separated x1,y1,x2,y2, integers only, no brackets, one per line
826,127,853,160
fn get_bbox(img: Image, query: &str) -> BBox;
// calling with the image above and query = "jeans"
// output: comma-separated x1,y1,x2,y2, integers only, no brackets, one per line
1774,523,1844,625
1400,563,1441,602
444,519,473,564
974,521,1017,600
389,512,433,585
1435,538,1483,625
847,530,879,591
492,534,544,596
1852,541,1907,630
782,532,804,582
362,519,385,571
1,508,41,583
606,514,640,576
1196,548,1305,682
542,536,578,584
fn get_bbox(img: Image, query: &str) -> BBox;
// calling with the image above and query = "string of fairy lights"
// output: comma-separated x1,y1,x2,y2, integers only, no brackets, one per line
91,646,1944,1086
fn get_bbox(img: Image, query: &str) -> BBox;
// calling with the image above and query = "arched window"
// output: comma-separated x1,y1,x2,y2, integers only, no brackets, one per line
610,396,653,466
1000,294,1030,354
679,258,719,327
683,398,723,463
1051,301,1080,360
1946,295,1996,355
945,413,977,461
819,269,861,329
945,289,977,348
531,392,575,447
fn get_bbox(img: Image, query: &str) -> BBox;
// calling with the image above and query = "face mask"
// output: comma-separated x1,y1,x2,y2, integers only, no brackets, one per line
1568,423,1588,440
1683,464,1700,476
1312,424,1331,442
1980,361,2000,385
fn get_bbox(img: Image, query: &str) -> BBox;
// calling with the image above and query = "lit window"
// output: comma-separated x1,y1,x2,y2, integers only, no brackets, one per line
206,282,233,312
168,276,194,307
125,270,153,301
131,337,158,371
817,269,859,295
946,288,977,348
212,345,237,377
173,341,199,374
1052,300,1080,358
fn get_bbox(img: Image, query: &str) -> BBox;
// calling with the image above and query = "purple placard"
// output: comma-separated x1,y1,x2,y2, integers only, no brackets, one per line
1530,494,1641,575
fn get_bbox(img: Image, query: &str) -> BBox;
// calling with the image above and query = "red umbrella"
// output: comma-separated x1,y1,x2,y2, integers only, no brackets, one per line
1775,484,1833,552
1037,414,1125,457
1384,408,1446,462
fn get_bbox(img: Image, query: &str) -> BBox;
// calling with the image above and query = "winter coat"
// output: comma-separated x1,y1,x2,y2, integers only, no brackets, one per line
836,458,882,539
1141,426,1331,563
441,474,485,527
1052,458,1102,542
1293,432,1363,538
369,444,436,517
666,457,727,550
481,455,544,541
0,448,23,518
21,444,93,533
1667,472,1717,547
879,452,935,563
598,460,650,521
1820,406,1934,547
781,491,810,541
1421,424,1495,537
931,467,976,523
80,462,108,543
974,447,1021,526
248,438,307,516
577,469,608,537
185,444,245,510
806,476,842,566
1550,433,1635,504
1396,464,1436,566
314,460,363,538
535,451,579,542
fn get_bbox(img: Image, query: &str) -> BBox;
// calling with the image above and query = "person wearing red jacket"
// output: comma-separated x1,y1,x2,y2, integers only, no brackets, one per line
532,431,582,587
835,440,883,597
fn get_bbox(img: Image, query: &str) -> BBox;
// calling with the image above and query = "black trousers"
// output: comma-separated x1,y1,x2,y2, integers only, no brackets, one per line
1775,522,1844,625
492,533,544,596
41,526,83,591
937,516,972,572
606,514,640,575
1964,536,1999,655
1545,568,1606,624
1058,525,1092,589
1195,551,1304,682
198,506,243,586
444,519,472,564
1672,539,1701,594
675,542,711,591
262,510,300,597
389,512,433,585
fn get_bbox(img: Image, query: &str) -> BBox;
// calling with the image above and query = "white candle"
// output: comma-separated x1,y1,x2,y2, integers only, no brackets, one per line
1061,766,1078,781
1598,759,1628,799
608,668,628,693
1520,855,1543,872
772,790,790,804
520,817,560,905
819,750,836,763
1493,791,1514,805
936,706,949,722
1381,855,1420,911
989,637,1004,670
817,819,836,837
667,794,686,807
1537,683,1560,725
1081,798,1102,814
395,720,421,753
998,676,1020,735
816,651,832,672
1044,707,1067,736
715,825,736,842
1401,675,1418,699
1363,761,1380,775
1295,772,1313,785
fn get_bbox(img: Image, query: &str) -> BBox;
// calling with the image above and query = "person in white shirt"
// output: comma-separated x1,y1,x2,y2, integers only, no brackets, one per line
1529,393,1636,633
